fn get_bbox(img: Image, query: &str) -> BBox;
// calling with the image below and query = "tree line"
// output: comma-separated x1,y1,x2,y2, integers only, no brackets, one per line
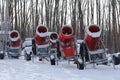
0,0,120,53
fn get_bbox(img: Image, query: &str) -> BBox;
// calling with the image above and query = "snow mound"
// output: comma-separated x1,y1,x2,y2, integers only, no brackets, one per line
0,57,120,80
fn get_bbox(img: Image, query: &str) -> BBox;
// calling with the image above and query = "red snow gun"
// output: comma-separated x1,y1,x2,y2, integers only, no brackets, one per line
59,25,76,57
9,30,21,47
49,32,59,65
34,25,50,61
84,24,102,51
35,25,49,45
82,24,110,66
50,32,58,48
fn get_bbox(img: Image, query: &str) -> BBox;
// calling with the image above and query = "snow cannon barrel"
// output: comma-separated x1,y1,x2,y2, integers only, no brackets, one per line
9,30,21,47
50,32,58,48
35,25,48,45
59,25,74,42
85,24,102,51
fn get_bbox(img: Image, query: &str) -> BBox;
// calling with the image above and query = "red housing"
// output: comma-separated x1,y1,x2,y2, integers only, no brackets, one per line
9,30,21,47
85,25,102,51
35,25,48,45
59,25,76,57
50,32,58,48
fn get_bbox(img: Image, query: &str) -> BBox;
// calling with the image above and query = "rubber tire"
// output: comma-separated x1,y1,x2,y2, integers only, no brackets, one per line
32,39,37,55
50,58,55,65
77,62,84,70
12,56,19,59
113,55,120,65
26,54,31,61
39,58,42,61
0,54,4,59
56,40,61,59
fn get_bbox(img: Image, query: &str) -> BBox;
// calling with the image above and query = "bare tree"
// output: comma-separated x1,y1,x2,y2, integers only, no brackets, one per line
78,0,84,39
1,0,119,53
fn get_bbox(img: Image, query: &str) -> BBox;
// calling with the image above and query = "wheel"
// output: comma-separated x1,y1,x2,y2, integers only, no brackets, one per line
26,54,31,61
113,55,120,65
50,55,56,65
56,40,61,59
50,58,55,65
79,42,89,62
32,39,37,55
77,62,84,70
76,59,84,70
12,56,19,59
0,54,4,59
39,58,42,61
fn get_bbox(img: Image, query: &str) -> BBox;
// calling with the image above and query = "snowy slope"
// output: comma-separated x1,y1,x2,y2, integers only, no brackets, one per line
0,57,120,80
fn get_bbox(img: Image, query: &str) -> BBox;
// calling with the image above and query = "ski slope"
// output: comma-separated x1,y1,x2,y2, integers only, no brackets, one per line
0,57,120,80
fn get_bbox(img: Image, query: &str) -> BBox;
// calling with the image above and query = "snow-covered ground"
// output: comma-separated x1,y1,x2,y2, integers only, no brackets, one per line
0,56,120,80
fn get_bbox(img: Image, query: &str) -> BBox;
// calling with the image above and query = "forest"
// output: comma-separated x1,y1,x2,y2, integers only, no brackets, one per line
0,0,120,53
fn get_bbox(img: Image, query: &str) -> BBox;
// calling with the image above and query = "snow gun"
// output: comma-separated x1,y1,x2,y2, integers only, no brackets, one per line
49,32,59,65
81,24,109,67
59,25,76,57
84,24,102,51
57,25,84,69
49,32,58,48
34,25,50,59
8,30,21,58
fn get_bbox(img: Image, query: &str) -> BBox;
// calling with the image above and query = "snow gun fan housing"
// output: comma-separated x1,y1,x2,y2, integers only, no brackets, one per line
85,25,102,51
59,25,76,57
9,30,21,47
59,25,73,42
50,32,58,48
35,25,48,45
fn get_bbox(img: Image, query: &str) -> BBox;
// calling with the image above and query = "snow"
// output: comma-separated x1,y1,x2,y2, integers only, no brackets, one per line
25,38,33,41
86,24,102,38
22,40,32,49
9,30,20,42
22,46,32,55
36,24,48,37
0,31,10,34
0,57,120,80
113,52,120,57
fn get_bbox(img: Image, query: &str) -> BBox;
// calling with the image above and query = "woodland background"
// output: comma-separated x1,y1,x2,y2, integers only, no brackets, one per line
0,0,120,53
